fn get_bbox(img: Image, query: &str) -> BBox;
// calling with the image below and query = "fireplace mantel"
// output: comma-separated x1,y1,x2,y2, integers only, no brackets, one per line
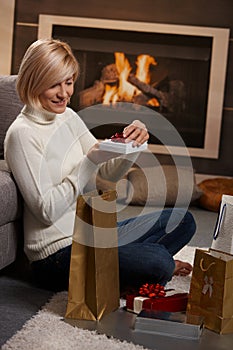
38,15,230,159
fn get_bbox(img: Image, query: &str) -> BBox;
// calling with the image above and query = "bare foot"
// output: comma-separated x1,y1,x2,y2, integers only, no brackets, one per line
174,260,193,276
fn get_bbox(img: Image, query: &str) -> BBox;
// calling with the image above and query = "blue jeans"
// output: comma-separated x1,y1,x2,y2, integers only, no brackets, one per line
31,209,196,291
118,209,196,289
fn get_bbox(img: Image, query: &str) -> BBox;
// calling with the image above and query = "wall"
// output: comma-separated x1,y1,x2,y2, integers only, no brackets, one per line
10,0,233,176
0,0,15,74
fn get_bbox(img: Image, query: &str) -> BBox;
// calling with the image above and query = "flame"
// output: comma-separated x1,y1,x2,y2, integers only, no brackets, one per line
102,52,158,106
102,84,117,105
115,52,136,101
147,98,160,107
135,54,157,84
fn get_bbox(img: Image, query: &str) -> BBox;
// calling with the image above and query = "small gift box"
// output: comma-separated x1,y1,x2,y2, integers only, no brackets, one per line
126,283,188,314
99,132,148,154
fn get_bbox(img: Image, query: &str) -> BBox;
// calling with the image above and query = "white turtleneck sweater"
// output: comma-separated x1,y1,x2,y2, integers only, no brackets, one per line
4,106,136,261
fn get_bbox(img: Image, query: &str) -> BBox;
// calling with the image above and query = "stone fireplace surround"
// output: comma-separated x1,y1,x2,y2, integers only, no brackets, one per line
38,15,229,159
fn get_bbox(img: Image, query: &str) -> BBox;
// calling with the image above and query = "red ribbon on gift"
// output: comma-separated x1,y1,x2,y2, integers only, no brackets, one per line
139,283,166,298
110,132,127,143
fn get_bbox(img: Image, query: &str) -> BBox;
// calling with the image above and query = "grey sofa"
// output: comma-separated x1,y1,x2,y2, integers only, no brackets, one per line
0,75,23,270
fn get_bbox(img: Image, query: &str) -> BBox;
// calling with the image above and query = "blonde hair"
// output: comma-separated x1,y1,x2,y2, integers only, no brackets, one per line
17,39,79,108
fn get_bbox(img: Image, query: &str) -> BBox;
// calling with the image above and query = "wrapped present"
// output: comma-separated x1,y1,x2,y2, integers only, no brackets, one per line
99,132,148,154
126,283,188,314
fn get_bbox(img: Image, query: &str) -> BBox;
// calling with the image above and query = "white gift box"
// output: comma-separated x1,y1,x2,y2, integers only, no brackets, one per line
99,139,148,154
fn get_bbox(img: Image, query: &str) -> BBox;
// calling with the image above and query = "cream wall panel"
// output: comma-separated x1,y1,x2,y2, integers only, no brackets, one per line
0,0,15,75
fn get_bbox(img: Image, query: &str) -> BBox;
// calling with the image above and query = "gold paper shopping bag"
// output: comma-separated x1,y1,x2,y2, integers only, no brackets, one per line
65,190,120,321
187,248,233,334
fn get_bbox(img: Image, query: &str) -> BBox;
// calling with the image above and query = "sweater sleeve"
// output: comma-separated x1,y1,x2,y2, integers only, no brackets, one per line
98,152,138,182
5,123,97,226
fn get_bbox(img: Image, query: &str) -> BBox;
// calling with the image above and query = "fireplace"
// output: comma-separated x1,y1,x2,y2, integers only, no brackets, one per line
38,15,229,158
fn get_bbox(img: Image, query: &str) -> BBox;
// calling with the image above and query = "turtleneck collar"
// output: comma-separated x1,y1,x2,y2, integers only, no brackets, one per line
21,105,57,125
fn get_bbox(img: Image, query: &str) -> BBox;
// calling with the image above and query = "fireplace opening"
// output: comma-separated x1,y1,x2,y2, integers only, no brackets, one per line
53,25,212,149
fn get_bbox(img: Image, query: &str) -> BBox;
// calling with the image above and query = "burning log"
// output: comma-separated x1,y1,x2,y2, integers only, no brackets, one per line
101,63,118,83
133,93,150,106
128,74,163,101
128,74,185,112
78,80,105,109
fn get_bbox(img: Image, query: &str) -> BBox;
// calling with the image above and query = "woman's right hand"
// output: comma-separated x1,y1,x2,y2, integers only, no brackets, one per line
87,143,120,165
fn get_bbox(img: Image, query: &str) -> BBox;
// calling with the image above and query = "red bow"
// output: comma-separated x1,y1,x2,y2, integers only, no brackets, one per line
110,132,127,143
139,283,166,298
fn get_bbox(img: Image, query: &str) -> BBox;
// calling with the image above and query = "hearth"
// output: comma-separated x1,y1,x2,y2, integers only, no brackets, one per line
38,15,229,158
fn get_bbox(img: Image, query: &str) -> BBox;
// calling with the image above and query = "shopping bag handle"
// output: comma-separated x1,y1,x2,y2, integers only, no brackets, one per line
213,203,226,239
200,258,216,272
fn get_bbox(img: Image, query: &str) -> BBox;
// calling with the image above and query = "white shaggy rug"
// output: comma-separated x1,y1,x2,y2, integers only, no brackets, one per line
2,245,202,350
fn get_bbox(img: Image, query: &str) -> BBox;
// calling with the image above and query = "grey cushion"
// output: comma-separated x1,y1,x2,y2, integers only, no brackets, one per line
0,222,18,270
0,169,22,226
0,159,10,171
0,75,23,159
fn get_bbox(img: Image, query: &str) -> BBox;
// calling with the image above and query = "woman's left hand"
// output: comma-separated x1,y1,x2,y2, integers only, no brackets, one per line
123,120,149,146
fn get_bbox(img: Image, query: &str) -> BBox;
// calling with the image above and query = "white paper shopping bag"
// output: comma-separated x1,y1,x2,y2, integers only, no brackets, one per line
211,195,233,254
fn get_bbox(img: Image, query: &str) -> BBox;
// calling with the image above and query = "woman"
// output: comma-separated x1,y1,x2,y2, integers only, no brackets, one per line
4,39,196,292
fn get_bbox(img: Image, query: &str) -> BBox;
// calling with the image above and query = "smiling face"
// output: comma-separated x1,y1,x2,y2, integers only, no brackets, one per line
39,77,74,114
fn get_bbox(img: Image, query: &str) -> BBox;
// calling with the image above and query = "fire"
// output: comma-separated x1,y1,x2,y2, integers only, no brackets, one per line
115,52,135,102
102,84,118,105
102,52,157,105
135,54,157,84
147,98,160,107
